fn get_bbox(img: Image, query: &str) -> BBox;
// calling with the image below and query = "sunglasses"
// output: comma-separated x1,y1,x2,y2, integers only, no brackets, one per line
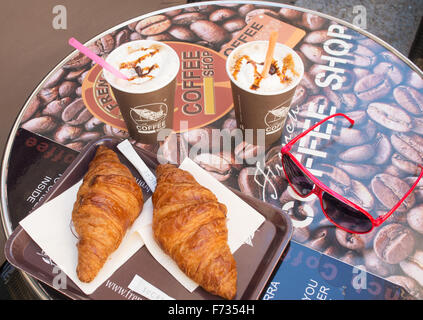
281,113,423,234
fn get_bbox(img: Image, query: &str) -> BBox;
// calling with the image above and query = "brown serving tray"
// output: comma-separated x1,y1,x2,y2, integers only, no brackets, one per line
5,136,293,300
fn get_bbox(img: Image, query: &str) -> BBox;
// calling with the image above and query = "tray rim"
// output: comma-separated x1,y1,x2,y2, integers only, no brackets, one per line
4,136,293,300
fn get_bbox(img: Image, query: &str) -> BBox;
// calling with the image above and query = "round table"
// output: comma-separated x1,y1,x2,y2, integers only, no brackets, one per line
2,0,423,300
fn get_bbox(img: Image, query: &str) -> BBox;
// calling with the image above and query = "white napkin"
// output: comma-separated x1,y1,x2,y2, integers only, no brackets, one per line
19,180,145,295
135,157,266,292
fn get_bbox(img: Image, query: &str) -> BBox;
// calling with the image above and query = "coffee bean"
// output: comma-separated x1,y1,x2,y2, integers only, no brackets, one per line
391,132,423,164
371,174,415,212
336,162,379,180
222,18,246,33
363,249,398,277
54,124,82,144
392,153,420,175
62,98,92,126
335,123,374,146
245,9,279,23
338,144,375,162
367,103,412,132
370,133,391,165
336,110,367,127
374,223,415,264
292,227,310,243
299,72,320,95
291,85,307,107
238,4,255,17
21,116,57,134
354,74,392,101
400,250,423,287
98,34,115,53
115,29,130,47
411,117,423,135
303,30,330,44
407,71,423,89
129,32,143,41
299,43,325,64
167,25,197,42
58,81,78,98
172,12,207,25
279,7,302,20
209,8,237,22
84,116,103,131
183,4,215,14
234,141,265,163
404,176,423,202
64,44,100,70
340,92,358,110
43,68,67,89
135,15,171,36
336,228,373,250
393,85,423,116
320,164,351,187
193,153,232,182
349,179,375,211
158,133,188,164
164,9,182,17
65,68,87,81
22,96,41,123
307,227,332,251
238,167,261,198
42,97,72,117
301,13,326,30
103,124,129,139
38,87,59,105
407,205,423,234
190,20,229,45
374,62,403,86
347,44,376,68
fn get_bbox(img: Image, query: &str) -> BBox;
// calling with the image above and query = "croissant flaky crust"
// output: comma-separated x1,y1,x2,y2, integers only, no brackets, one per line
72,145,144,283
152,164,237,299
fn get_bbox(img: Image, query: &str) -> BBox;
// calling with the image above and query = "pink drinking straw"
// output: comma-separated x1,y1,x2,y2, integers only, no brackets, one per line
68,37,129,80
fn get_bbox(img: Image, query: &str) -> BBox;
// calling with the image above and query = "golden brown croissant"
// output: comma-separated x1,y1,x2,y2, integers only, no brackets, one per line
72,145,144,282
152,164,237,299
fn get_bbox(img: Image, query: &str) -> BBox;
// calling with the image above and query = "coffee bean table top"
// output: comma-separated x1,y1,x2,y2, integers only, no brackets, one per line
2,1,423,300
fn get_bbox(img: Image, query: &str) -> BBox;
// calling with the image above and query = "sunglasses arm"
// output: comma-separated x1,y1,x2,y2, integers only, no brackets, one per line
282,113,354,153
375,165,423,226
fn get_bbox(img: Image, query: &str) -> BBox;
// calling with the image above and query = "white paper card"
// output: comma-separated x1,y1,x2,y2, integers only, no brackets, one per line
135,157,266,292
19,180,145,295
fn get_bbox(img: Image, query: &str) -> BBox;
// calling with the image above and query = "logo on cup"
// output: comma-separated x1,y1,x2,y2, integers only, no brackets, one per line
130,103,168,134
264,104,289,135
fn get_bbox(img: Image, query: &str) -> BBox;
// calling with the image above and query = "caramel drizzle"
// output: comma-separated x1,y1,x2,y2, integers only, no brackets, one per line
232,54,296,90
119,47,160,81
127,64,159,81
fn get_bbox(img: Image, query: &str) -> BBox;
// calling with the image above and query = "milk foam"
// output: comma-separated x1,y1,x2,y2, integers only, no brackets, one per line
227,41,303,95
104,40,179,94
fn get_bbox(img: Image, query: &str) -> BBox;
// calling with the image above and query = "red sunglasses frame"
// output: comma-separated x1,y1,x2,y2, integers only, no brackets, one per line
281,113,423,234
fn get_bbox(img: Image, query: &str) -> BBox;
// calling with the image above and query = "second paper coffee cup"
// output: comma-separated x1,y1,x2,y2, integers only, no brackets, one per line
103,40,179,144
226,41,304,146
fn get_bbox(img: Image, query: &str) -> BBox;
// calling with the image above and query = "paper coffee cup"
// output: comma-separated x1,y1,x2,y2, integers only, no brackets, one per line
103,40,180,144
226,41,304,146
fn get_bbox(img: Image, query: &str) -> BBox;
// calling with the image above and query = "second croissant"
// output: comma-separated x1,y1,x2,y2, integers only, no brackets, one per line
152,164,237,300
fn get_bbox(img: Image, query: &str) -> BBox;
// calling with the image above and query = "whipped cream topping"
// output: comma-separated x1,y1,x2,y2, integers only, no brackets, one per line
104,40,179,94
227,41,303,94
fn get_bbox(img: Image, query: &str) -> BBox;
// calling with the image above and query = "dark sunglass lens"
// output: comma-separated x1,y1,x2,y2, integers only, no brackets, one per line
282,155,315,196
322,192,373,233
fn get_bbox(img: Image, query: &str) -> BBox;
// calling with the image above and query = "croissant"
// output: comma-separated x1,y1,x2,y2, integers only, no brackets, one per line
72,145,144,283
152,164,237,299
